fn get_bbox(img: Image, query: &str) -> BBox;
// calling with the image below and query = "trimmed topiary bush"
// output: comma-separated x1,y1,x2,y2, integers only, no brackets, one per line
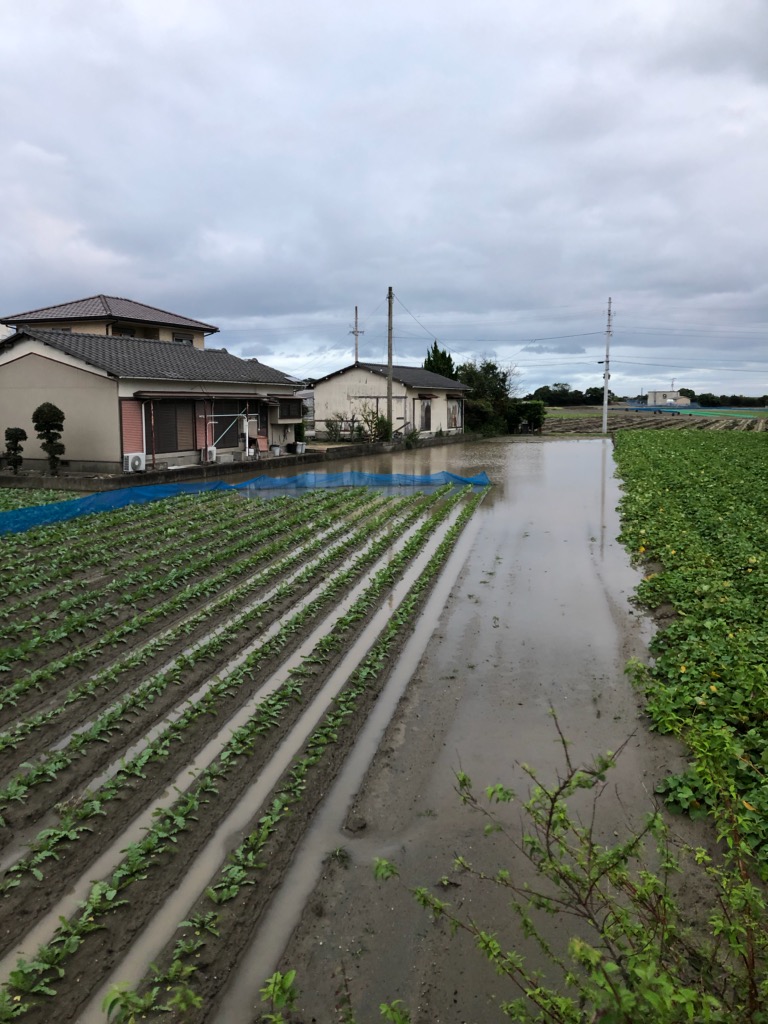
32,402,65,475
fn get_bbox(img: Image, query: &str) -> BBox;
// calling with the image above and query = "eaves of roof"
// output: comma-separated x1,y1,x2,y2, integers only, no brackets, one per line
314,362,469,391
3,329,294,387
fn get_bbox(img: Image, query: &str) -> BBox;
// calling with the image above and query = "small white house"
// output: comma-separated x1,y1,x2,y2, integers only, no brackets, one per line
312,363,469,438
646,390,691,407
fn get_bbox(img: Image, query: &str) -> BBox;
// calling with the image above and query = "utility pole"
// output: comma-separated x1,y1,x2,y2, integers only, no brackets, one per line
600,297,612,435
386,287,393,427
349,306,364,363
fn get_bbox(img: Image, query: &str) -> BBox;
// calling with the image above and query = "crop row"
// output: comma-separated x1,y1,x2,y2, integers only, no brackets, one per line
0,490,351,651
613,431,768,866
0,489,430,828
139,488,487,1020
0,490,80,514
0,490,233,589
0,487,450,879
0,490,374,705
0,486,482,1018
0,493,398,764
0,490,294,620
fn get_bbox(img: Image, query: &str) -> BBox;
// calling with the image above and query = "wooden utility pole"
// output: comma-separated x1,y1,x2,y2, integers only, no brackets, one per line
349,306,364,363
386,287,393,426
600,297,613,435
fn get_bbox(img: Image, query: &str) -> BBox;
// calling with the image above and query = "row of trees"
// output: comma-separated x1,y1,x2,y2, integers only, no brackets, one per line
525,383,768,408
677,389,768,408
3,403,66,475
525,382,617,406
424,341,545,435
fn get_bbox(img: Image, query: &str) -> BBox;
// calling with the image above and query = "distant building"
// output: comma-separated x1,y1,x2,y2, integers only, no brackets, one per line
646,390,691,407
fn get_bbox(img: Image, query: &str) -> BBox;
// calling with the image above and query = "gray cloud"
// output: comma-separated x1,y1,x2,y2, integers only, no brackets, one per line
1,0,766,396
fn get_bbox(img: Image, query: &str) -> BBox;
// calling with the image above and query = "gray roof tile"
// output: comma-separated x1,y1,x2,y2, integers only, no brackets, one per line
317,362,469,391
0,294,218,332
6,329,294,386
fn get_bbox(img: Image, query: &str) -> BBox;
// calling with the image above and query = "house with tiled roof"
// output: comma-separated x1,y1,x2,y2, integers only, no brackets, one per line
0,297,302,474
1,294,219,348
312,362,469,438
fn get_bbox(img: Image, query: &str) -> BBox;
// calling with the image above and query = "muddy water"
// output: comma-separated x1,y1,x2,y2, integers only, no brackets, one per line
267,438,701,1024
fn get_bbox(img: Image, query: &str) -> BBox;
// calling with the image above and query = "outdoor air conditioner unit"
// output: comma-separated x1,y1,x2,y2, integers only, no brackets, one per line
201,445,217,464
123,452,146,473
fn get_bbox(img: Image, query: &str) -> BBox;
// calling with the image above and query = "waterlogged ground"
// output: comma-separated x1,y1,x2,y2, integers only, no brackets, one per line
270,439,709,1023
0,439,712,1023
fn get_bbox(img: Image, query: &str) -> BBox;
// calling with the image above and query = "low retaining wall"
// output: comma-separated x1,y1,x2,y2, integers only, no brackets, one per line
0,432,477,494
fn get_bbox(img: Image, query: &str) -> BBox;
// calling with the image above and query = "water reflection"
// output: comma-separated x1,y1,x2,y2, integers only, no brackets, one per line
221,437,614,515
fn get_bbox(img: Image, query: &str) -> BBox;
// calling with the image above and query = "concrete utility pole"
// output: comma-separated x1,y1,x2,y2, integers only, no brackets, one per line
349,306,364,363
600,297,613,435
387,287,393,426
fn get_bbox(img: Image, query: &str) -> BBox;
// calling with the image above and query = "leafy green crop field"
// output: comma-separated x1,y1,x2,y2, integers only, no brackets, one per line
0,483,485,1021
0,488,79,513
614,431,768,864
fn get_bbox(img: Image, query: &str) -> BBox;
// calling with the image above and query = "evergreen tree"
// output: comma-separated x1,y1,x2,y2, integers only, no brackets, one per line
423,341,456,379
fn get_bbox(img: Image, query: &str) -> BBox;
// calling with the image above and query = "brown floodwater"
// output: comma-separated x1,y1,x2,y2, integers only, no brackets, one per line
214,437,706,1022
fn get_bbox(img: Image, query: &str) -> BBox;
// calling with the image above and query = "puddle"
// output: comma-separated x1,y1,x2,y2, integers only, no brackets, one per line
238,439,696,1024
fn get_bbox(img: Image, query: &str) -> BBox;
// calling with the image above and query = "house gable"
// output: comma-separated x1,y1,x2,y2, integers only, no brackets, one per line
0,350,120,465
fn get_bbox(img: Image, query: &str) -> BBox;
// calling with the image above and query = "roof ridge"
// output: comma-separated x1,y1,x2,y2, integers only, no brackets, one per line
0,295,218,331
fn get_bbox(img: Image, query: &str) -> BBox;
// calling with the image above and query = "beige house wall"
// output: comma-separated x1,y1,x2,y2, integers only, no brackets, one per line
0,351,120,465
646,390,691,406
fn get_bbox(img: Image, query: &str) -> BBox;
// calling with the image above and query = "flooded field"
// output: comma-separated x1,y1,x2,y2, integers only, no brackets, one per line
0,437,705,1022
272,437,703,1022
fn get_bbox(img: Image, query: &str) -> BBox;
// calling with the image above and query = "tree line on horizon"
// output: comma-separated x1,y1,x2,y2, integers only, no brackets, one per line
422,342,768,435
526,382,768,408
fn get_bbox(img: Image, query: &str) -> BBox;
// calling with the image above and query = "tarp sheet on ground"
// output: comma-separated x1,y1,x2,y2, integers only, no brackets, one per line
0,470,491,535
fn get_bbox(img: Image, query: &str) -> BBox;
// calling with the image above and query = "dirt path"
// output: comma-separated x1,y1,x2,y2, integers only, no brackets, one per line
274,438,701,1023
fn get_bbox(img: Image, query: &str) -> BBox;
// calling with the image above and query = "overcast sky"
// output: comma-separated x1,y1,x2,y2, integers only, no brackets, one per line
2,0,767,397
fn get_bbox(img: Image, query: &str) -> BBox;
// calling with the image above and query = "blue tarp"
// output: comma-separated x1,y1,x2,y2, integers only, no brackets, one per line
0,470,491,535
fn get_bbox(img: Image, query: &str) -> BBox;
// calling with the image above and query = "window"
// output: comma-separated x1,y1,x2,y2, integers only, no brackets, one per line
173,332,194,344
447,400,461,429
419,399,432,431
278,399,302,420
145,401,196,453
